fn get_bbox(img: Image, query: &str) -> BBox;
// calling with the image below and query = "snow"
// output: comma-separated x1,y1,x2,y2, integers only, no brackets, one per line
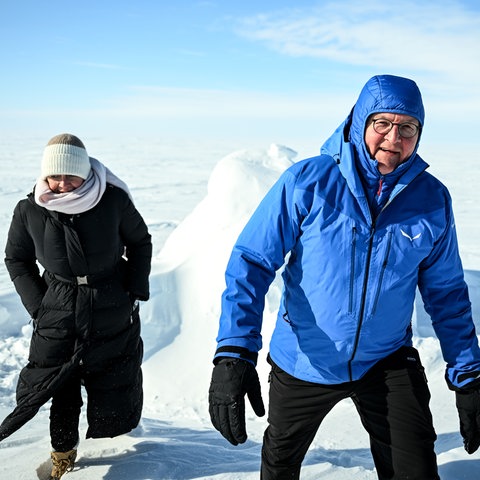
0,137,479,479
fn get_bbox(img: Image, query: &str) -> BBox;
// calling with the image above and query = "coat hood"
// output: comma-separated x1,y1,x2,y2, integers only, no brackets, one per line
322,75,425,166
321,75,427,217
349,74,425,149
348,75,425,177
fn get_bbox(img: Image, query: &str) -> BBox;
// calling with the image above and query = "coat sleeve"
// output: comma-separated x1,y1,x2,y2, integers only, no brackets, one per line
4,202,47,319
119,198,152,301
418,195,480,390
214,168,307,364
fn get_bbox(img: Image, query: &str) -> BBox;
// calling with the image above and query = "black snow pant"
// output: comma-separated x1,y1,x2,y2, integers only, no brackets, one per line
50,370,83,452
261,347,440,480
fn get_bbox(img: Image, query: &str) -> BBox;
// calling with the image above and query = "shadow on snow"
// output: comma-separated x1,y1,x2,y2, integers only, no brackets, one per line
49,419,479,480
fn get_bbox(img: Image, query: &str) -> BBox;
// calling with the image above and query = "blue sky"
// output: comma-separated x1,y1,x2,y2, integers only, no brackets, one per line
1,0,479,148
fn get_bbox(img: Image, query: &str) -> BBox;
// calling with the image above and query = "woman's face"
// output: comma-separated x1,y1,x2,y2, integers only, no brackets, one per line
47,175,84,193
364,113,420,174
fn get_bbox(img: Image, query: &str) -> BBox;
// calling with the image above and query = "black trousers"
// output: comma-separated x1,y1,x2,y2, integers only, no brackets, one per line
261,347,440,480
50,371,83,452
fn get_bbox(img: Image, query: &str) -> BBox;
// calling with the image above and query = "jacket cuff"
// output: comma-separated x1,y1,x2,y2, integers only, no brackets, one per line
446,372,480,392
214,346,258,365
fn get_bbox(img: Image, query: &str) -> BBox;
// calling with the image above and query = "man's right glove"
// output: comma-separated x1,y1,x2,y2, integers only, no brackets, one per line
208,358,265,445
456,388,480,454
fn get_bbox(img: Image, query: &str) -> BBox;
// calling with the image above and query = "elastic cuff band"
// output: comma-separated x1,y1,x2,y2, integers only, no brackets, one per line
214,346,258,365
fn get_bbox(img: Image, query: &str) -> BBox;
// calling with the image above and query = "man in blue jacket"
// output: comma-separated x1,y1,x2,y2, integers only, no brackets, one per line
208,75,480,479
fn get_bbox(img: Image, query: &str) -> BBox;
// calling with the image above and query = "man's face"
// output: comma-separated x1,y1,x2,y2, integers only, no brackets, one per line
364,113,420,174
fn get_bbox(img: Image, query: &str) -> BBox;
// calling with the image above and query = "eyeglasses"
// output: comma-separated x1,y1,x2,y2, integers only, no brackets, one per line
371,118,420,138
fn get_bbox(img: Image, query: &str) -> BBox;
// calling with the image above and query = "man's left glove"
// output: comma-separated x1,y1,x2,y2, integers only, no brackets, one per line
456,388,480,454
209,358,265,446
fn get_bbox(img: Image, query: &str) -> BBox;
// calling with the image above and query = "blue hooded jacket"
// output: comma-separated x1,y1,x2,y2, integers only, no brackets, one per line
215,75,480,389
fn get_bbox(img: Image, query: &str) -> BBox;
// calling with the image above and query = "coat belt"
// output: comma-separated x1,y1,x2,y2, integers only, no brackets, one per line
50,271,115,286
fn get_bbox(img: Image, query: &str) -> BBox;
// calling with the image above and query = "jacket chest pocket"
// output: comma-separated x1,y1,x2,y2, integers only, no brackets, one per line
385,225,434,277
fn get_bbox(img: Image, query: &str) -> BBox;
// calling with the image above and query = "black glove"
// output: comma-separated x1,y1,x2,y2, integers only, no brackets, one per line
209,358,265,445
456,388,480,454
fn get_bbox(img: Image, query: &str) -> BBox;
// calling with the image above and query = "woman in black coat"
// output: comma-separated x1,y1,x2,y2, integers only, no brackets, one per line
0,133,152,479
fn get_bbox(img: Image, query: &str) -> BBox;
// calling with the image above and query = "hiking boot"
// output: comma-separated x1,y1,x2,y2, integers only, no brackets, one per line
50,449,77,479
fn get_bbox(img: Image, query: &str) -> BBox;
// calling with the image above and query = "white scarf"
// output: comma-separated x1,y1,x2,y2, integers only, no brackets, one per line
34,157,133,214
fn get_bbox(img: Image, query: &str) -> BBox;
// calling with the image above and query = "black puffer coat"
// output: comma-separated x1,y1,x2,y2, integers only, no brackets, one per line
0,184,152,441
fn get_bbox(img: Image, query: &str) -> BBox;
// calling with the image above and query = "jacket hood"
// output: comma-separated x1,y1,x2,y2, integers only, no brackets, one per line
323,75,425,166
349,75,424,178
321,75,428,218
349,74,425,150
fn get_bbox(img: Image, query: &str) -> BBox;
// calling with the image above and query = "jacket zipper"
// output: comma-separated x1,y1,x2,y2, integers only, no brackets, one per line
347,181,408,380
344,162,428,381
348,227,357,313
348,220,375,380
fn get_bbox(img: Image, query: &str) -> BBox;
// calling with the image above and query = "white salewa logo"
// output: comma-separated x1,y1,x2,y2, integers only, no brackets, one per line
400,229,422,242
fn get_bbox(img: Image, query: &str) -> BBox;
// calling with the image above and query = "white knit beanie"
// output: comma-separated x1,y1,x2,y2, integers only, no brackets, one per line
41,133,91,180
